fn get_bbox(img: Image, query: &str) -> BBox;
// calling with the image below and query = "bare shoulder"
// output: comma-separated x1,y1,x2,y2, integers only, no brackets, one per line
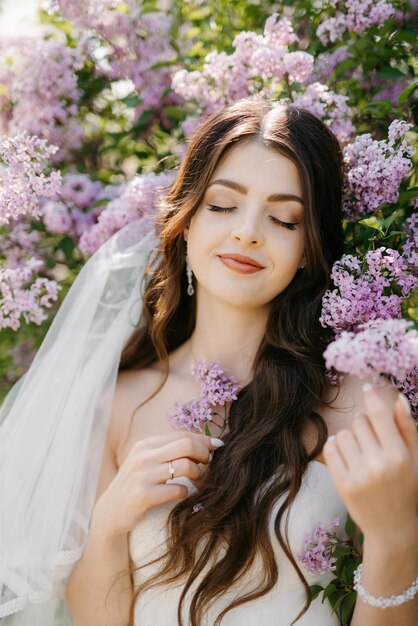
317,375,398,435
107,365,163,462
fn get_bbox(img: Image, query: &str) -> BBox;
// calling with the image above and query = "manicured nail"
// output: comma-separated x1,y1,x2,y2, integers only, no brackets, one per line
210,437,225,447
363,383,374,393
327,434,336,442
398,393,411,417
208,452,213,462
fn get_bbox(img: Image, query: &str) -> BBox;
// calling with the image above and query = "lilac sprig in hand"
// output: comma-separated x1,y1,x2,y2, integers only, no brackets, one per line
168,360,239,436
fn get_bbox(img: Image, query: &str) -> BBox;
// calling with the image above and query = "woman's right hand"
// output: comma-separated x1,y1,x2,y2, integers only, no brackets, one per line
91,432,224,536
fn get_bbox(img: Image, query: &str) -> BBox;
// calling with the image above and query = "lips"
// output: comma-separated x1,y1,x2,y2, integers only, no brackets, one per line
218,253,265,274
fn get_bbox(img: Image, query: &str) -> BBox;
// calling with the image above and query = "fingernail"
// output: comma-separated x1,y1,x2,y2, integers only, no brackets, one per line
208,452,213,462
210,437,225,448
327,434,336,443
363,383,374,393
398,393,411,417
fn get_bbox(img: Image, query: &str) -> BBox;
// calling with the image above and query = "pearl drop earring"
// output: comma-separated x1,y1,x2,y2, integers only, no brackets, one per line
186,255,194,296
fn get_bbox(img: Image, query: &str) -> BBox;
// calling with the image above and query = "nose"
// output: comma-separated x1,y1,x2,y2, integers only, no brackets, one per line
230,214,264,247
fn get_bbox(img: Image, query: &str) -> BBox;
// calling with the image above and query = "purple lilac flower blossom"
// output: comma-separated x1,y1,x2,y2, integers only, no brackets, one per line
317,1,395,45
291,82,354,142
192,360,239,406
168,399,214,431
172,13,354,143
0,259,61,331
320,248,418,335
403,213,418,268
0,221,41,270
78,171,174,255
168,360,239,431
323,319,418,391
57,0,180,119
298,518,340,574
342,120,414,220
0,37,84,161
0,132,62,224
59,173,104,210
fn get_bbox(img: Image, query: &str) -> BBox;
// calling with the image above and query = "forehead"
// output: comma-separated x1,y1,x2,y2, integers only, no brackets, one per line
208,140,303,198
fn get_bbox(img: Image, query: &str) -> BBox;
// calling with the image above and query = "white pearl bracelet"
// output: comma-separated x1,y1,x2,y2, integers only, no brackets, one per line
353,563,418,608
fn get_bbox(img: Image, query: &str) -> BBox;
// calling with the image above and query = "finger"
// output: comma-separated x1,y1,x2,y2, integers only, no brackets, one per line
136,431,224,452
394,394,418,456
334,428,362,468
154,437,214,465
362,384,408,453
147,483,189,506
323,435,349,484
351,413,380,455
154,457,202,485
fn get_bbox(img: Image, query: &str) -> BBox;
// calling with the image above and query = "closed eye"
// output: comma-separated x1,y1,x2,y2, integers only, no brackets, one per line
207,205,299,231
207,204,236,213
269,216,299,231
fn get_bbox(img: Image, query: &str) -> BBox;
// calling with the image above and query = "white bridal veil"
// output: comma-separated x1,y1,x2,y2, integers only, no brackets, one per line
0,220,159,625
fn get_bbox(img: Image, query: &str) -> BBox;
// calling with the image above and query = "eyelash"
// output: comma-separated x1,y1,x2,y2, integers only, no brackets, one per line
207,205,298,231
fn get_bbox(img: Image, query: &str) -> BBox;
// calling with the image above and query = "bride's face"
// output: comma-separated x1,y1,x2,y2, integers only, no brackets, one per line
184,140,306,310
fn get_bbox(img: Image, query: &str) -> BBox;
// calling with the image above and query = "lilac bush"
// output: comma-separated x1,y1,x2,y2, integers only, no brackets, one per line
0,38,85,161
342,120,414,220
0,260,60,331
0,132,62,224
57,0,180,120
172,13,354,143
78,171,174,256
320,248,418,335
317,0,395,44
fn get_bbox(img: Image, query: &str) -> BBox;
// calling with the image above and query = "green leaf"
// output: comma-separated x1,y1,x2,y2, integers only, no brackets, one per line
332,58,356,80
381,208,404,230
309,584,324,600
122,93,140,108
204,423,212,436
341,591,357,625
163,106,186,121
358,217,384,232
322,583,337,602
398,187,418,204
391,29,418,44
345,515,356,538
399,81,418,108
407,307,418,323
134,110,156,127
89,198,110,209
377,66,406,79
58,236,75,264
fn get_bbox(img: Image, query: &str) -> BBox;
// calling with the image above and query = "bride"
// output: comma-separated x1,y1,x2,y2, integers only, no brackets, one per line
1,99,417,626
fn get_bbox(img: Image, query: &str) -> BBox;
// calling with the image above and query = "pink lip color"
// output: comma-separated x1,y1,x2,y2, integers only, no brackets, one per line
218,256,264,274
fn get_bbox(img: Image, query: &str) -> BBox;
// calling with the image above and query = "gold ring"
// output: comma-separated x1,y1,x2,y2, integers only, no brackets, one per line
168,460,175,479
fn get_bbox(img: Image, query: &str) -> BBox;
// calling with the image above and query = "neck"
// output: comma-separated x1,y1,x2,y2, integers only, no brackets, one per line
186,288,270,385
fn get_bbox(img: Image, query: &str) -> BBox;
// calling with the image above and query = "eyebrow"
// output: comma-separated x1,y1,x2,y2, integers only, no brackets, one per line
206,179,304,205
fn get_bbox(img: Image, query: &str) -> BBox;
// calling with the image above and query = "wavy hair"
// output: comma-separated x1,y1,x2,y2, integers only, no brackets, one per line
119,99,344,625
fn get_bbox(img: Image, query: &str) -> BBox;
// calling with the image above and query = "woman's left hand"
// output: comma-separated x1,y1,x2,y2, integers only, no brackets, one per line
323,385,418,540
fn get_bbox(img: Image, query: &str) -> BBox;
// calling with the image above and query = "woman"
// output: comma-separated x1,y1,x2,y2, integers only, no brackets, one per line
2,100,418,626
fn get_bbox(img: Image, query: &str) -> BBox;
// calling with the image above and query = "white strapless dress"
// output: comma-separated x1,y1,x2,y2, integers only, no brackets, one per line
129,461,348,625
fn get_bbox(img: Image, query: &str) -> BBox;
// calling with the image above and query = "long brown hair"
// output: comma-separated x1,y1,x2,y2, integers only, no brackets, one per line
119,99,344,625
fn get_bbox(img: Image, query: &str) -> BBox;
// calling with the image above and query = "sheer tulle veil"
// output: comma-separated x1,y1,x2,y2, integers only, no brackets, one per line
0,219,159,625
